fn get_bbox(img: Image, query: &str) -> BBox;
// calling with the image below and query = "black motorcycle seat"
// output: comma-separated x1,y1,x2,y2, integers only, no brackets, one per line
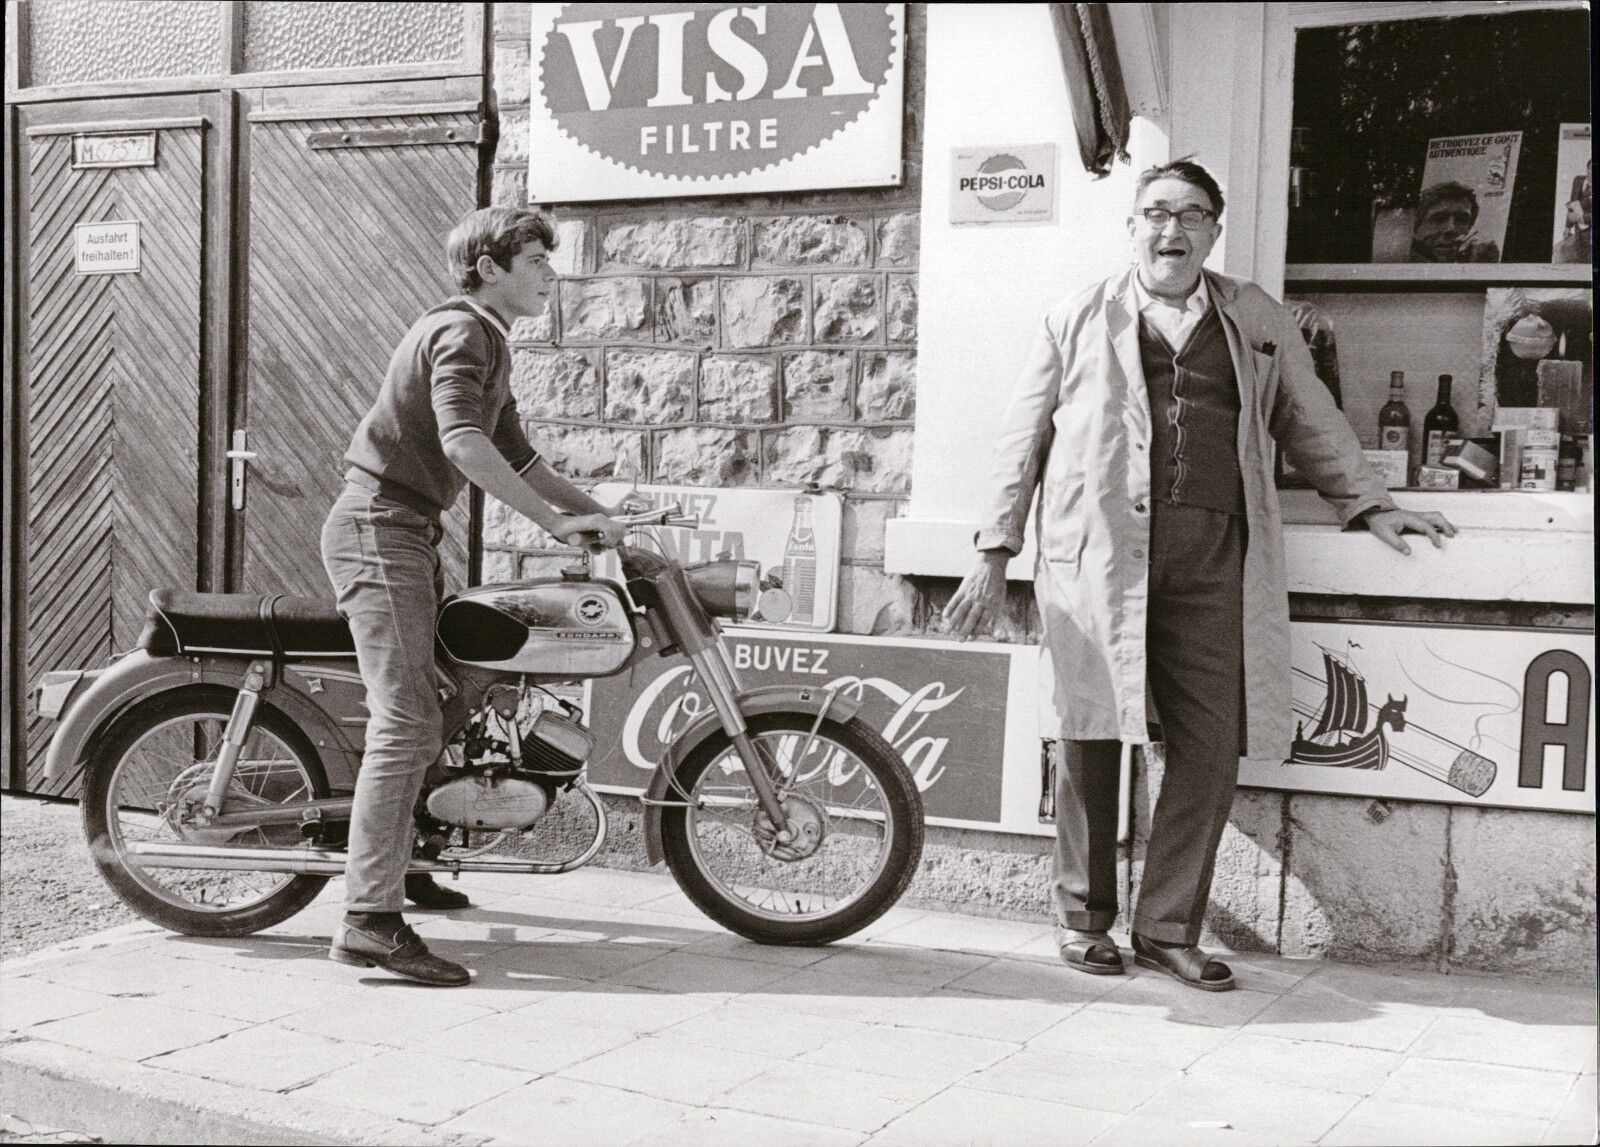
140,590,356,658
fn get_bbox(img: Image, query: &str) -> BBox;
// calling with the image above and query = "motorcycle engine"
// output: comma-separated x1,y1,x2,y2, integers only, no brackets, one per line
427,684,593,832
426,773,548,831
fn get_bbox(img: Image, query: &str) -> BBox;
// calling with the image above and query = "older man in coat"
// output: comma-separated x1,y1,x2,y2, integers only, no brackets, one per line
945,159,1455,991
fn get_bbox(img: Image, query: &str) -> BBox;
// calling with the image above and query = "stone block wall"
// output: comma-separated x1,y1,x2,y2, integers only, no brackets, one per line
483,5,925,622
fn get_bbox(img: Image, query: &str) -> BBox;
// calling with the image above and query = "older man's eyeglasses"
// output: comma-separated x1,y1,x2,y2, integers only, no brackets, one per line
1138,207,1216,230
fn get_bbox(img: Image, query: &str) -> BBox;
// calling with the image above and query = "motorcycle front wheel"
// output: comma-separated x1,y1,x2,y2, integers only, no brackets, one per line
658,713,924,945
82,688,331,937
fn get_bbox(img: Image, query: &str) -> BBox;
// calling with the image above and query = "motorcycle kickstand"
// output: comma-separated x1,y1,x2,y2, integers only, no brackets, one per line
199,659,273,819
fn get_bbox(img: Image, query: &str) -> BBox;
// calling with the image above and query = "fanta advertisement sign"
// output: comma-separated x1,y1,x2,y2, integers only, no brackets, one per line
591,482,842,632
586,632,1010,824
529,3,905,201
949,144,1057,226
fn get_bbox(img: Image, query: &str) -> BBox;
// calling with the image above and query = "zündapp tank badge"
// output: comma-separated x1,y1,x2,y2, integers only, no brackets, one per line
538,4,898,181
574,594,609,626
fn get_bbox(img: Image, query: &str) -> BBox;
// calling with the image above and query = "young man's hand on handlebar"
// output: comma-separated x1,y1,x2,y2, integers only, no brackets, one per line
555,513,628,548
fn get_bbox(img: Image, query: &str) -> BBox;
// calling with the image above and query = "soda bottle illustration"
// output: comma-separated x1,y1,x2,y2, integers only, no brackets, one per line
781,496,817,627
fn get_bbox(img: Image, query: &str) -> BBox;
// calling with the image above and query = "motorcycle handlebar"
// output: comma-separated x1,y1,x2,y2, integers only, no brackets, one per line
614,502,698,528
570,503,700,553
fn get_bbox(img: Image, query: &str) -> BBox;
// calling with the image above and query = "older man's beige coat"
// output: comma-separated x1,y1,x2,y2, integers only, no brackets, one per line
976,268,1394,760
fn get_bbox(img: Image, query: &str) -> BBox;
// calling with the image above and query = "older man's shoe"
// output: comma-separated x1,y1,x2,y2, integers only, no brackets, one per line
329,914,469,986
404,873,473,910
1059,929,1125,975
1130,933,1235,992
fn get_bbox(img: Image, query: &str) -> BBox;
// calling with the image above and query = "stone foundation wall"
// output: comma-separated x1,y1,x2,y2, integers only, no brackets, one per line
484,4,1593,977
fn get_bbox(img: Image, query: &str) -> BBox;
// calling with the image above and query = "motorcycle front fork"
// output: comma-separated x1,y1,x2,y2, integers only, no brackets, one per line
685,643,798,843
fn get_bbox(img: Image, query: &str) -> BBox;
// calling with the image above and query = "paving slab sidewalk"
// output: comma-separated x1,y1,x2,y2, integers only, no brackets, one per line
1,868,1593,1147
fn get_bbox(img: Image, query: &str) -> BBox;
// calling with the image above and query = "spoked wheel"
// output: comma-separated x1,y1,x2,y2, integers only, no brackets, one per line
658,713,924,945
82,689,331,936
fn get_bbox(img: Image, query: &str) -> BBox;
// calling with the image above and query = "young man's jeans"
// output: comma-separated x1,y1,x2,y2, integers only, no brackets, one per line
320,485,445,914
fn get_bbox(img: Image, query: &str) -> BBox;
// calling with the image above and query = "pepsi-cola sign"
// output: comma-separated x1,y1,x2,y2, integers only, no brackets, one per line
585,632,1009,823
528,4,906,201
949,143,1058,226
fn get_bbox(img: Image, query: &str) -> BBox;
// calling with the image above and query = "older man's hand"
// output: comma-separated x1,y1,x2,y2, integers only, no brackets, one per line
943,551,1010,640
1366,508,1457,556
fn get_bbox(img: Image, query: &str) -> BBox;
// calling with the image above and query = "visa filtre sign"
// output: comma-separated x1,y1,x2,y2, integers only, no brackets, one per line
527,3,905,201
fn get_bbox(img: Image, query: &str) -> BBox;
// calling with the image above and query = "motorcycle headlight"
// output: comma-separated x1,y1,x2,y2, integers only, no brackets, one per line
684,560,760,622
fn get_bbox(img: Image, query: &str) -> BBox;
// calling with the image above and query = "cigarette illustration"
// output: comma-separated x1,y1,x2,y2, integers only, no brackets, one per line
1288,647,1497,798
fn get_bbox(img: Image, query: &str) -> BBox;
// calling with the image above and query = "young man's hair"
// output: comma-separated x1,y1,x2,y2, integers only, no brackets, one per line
1416,181,1479,224
1134,157,1226,219
448,206,559,291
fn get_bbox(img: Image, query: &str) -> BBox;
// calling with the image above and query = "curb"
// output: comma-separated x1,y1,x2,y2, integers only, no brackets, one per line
0,1038,489,1147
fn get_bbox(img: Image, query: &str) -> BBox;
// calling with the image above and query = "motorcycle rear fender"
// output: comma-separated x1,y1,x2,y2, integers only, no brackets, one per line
42,650,359,789
639,684,863,866
43,651,197,780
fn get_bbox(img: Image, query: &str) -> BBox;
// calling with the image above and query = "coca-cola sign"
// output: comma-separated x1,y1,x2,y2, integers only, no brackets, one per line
587,632,1009,822
528,4,906,202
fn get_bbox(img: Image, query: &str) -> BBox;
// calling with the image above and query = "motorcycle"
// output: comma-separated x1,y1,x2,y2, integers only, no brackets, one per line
34,505,924,946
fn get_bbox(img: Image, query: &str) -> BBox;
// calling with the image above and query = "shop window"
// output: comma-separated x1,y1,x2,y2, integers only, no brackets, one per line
1286,8,1590,266
26,0,224,86
1279,6,1592,493
241,1,467,74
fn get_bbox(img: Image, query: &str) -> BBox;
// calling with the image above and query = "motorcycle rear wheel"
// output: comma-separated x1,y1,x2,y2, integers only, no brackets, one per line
82,689,331,937
659,713,924,945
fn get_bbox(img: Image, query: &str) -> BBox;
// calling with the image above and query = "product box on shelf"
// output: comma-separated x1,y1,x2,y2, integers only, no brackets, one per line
1517,428,1561,490
1362,449,1410,489
1443,438,1499,486
1492,406,1561,433
1417,465,1460,489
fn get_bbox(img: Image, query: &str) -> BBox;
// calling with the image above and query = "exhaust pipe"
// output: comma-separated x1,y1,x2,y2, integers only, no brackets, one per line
124,843,592,876
127,784,608,876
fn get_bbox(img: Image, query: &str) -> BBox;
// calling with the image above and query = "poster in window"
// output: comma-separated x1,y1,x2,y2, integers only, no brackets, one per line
1552,123,1592,264
1475,287,1593,436
1375,132,1522,263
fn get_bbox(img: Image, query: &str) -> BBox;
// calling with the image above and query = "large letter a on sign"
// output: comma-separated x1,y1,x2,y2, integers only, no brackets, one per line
1519,650,1591,791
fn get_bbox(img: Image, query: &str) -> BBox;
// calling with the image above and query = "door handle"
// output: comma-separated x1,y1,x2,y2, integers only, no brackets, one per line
229,430,255,511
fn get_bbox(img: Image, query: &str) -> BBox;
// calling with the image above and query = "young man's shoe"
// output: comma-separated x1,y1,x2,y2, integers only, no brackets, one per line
329,913,470,986
404,873,473,910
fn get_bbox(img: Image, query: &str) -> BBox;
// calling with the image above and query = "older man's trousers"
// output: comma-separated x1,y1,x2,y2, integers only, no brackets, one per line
1051,500,1246,946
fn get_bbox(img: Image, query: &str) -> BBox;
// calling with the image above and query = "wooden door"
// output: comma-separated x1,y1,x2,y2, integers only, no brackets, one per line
237,100,481,598
14,102,208,794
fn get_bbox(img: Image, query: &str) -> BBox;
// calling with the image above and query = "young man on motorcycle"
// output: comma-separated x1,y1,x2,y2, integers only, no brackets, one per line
320,206,635,986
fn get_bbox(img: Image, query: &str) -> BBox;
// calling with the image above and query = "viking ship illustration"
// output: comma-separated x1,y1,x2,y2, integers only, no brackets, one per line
1288,644,1498,797
1291,647,1407,770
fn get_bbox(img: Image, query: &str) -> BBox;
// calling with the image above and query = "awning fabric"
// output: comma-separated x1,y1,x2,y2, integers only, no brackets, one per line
1050,3,1132,177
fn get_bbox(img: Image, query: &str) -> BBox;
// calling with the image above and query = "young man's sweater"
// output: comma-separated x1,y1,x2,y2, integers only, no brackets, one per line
344,298,538,517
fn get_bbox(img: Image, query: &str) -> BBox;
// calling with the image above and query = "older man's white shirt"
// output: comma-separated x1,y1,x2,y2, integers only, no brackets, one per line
1131,270,1212,351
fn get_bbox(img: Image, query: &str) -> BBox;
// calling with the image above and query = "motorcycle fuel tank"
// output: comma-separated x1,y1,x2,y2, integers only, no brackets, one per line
436,580,634,676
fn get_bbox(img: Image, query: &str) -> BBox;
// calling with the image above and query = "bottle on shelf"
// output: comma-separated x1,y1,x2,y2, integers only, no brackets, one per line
1377,371,1412,478
1422,374,1461,468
